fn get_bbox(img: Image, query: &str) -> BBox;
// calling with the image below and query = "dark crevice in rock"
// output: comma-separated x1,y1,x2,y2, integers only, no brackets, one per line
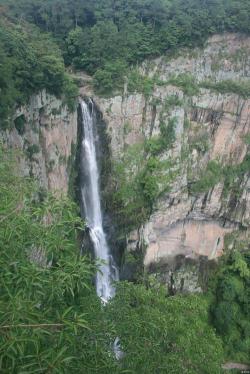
149,104,157,137
201,191,210,211
141,98,148,137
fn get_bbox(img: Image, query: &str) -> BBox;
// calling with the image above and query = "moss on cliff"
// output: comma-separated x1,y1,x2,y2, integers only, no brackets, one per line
168,73,200,96
200,79,250,98
189,155,250,197
190,160,223,193
110,128,179,233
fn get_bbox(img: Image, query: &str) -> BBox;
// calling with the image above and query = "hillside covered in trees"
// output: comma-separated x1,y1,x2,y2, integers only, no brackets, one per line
0,145,249,372
1,0,250,121
0,1,250,373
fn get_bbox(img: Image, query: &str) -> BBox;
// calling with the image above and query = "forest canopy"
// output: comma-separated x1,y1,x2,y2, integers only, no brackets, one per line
0,18,78,127
1,0,250,107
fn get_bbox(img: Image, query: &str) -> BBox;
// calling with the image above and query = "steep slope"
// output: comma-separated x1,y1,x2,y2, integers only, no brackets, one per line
0,91,77,193
83,33,250,291
1,33,249,292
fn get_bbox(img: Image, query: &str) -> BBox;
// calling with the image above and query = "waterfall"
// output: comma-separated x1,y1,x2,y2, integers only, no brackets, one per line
80,99,117,302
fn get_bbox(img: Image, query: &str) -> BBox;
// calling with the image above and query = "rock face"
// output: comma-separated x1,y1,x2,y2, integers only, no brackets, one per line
0,90,77,193
86,33,250,291
2,33,250,293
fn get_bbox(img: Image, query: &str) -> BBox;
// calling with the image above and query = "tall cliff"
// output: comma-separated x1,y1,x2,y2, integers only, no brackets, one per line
2,33,249,293
0,90,77,193
85,33,250,291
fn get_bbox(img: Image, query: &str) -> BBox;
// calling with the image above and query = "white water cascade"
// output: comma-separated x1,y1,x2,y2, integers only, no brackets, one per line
80,99,117,302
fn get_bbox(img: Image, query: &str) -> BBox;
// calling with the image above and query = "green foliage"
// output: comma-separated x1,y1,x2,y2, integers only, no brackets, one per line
189,131,209,154
123,121,132,136
184,117,191,129
168,73,199,96
190,154,250,196
62,74,79,111
127,69,157,97
93,60,127,95
160,117,177,149
145,136,164,156
145,117,177,156
210,250,250,363
190,160,222,193
140,157,161,204
107,282,224,373
0,146,118,373
0,19,78,127
163,94,184,110
223,155,250,196
0,146,227,373
201,79,250,98
243,134,250,145
112,117,177,232
1,0,250,105
0,0,249,102
4,0,250,75
111,143,149,231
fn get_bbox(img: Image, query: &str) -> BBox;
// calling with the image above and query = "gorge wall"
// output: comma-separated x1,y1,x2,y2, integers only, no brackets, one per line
88,33,250,292
2,33,250,293
0,90,78,193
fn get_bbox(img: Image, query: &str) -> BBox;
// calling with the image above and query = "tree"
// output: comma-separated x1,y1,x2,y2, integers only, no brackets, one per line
0,18,78,126
210,250,250,363
0,146,117,373
93,60,127,94
106,282,224,373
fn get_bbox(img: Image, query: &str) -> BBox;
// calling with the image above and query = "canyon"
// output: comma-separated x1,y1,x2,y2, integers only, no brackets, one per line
2,33,249,293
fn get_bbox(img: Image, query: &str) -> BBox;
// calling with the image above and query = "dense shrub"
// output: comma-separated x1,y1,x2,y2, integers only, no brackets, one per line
107,282,224,374
0,147,227,373
0,19,78,127
210,250,250,363
201,80,250,98
2,0,250,96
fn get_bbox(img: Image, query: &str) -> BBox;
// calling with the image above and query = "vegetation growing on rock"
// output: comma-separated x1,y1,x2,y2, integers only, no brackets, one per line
0,146,228,373
0,19,78,127
0,0,250,372
200,80,250,99
210,239,250,364
1,0,250,122
111,128,178,233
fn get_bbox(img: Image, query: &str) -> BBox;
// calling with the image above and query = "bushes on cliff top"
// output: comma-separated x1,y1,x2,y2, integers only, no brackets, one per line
0,19,78,127
2,0,250,96
93,60,128,95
